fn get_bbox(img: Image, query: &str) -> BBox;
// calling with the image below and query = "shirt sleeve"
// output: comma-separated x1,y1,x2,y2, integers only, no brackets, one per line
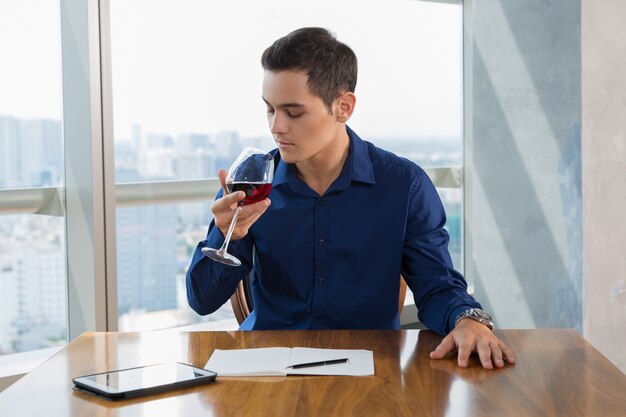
401,167,481,335
185,192,254,316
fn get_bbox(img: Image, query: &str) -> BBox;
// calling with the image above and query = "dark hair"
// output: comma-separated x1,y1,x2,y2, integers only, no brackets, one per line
261,27,358,111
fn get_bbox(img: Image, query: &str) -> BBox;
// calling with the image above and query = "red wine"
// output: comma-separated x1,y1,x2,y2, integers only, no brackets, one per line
227,182,272,205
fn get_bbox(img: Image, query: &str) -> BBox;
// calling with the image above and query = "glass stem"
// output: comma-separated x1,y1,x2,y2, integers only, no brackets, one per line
220,204,242,254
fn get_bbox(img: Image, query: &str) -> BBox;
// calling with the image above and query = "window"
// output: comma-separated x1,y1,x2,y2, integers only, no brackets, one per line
0,1,67,357
0,0,461,377
109,0,462,329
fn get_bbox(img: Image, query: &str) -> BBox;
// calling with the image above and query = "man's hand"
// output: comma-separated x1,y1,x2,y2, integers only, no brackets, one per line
429,319,516,369
211,168,271,241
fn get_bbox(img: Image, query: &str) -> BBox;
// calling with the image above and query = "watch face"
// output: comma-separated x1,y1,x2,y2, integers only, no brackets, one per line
475,309,493,321
474,309,494,329
455,309,494,329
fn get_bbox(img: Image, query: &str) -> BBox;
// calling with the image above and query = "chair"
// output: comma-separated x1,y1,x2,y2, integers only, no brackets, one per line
230,275,408,325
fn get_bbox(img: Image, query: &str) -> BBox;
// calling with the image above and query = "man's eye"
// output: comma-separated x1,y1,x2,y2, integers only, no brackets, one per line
287,112,303,119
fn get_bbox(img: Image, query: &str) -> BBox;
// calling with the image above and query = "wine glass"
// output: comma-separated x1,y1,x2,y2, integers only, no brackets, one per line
201,147,274,266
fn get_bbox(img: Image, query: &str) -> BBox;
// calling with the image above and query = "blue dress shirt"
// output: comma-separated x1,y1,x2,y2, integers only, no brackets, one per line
186,126,480,335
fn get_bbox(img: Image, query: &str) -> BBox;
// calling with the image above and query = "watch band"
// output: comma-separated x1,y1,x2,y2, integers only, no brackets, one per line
455,308,495,330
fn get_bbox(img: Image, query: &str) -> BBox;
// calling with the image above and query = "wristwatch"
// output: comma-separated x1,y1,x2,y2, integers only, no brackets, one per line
455,308,494,331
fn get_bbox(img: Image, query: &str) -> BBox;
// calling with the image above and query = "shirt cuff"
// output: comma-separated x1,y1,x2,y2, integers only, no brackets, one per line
206,226,226,249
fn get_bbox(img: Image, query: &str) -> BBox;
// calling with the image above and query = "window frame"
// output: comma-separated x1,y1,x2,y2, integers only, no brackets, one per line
0,0,464,378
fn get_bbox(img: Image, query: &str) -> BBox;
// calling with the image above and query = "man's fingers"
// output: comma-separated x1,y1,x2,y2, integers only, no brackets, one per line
218,190,245,210
456,341,473,368
218,198,271,240
210,168,271,240
218,168,228,194
434,321,515,369
476,341,493,369
430,335,456,359
214,169,245,209
238,199,271,219
501,344,516,364
490,343,505,368
237,199,271,227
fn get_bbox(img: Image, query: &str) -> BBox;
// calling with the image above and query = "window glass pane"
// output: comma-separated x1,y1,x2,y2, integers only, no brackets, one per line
0,1,67,356
116,202,234,331
110,0,462,329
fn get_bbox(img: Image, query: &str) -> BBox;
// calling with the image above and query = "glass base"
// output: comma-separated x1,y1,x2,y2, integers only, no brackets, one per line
201,247,241,267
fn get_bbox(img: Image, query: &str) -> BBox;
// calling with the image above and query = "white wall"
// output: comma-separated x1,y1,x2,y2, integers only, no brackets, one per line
581,0,626,373
464,0,582,331
465,0,626,374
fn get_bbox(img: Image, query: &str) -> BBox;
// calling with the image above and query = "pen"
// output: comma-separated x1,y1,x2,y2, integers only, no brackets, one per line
288,358,349,369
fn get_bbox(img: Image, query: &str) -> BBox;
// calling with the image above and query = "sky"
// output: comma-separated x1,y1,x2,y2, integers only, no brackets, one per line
0,1,62,121
0,0,461,141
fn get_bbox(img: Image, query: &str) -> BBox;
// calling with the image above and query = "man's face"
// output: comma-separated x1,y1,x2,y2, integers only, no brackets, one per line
262,70,344,164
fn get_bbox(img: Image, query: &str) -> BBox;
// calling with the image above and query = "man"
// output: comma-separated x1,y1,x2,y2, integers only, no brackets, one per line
187,27,515,369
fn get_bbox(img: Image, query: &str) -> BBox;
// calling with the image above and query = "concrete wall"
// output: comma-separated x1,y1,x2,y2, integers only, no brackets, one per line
464,0,626,374
464,0,582,330
581,0,626,373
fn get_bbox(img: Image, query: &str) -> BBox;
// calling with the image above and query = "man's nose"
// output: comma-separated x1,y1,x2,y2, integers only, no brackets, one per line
270,112,287,134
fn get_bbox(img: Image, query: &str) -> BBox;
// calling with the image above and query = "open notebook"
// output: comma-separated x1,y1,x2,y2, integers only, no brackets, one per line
205,347,374,376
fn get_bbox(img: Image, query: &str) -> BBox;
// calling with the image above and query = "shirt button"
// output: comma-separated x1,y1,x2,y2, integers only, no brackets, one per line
318,239,325,245
317,199,324,206
318,276,326,283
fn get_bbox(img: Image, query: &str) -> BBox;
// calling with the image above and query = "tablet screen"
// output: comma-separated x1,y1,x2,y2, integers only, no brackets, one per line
74,362,216,396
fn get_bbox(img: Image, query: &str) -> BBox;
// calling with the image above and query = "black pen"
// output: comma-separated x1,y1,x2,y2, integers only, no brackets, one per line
288,358,349,369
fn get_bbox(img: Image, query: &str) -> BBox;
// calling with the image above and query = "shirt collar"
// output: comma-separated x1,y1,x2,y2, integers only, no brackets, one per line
346,125,376,185
271,125,376,190
271,149,290,187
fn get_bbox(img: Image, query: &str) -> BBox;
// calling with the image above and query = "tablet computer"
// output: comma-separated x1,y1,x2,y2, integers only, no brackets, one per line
72,362,217,400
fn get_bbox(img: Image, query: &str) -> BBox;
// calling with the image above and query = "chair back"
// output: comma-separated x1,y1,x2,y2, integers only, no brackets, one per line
230,275,408,325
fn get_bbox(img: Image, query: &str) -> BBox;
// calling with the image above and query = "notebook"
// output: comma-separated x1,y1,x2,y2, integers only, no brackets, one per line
205,347,374,376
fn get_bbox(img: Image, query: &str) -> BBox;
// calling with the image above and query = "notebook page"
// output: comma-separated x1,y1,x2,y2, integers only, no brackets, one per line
205,347,291,376
287,347,375,376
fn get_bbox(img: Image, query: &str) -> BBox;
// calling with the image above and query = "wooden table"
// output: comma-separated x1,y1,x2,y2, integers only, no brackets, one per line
1,329,625,417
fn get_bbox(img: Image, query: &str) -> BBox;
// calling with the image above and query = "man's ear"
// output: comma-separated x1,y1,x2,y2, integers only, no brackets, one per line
335,92,356,123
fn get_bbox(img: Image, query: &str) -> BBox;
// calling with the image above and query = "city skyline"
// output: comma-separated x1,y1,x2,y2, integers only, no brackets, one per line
0,113,463,355
0,113,461,189
0,0,464,358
